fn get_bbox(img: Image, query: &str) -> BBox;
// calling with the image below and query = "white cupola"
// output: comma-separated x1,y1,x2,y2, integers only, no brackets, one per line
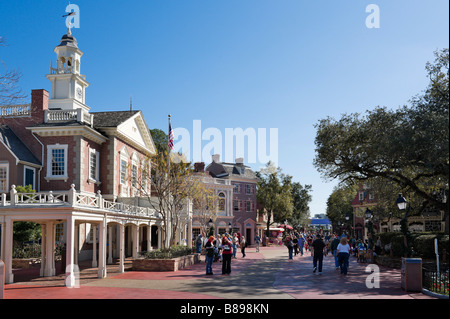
46,28,90,112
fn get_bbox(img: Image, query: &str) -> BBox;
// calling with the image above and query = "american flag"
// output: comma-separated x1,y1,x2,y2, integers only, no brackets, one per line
168,121,174,151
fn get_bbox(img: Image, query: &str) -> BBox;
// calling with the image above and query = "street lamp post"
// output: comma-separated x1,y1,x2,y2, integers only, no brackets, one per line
396,194,411,257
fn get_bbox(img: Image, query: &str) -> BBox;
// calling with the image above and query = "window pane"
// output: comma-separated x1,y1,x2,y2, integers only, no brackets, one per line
51,149,65,176
0,167,7,191
90,151,97,180
120,160,127,184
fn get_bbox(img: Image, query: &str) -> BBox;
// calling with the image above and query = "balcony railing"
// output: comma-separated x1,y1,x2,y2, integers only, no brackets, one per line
1,185,161,219
0,104,31,117
44,109,93,126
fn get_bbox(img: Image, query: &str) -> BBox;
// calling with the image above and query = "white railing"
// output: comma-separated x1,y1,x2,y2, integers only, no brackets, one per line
1,185,160,219
0,104,31,117
44,109,93,125
50,66,74,75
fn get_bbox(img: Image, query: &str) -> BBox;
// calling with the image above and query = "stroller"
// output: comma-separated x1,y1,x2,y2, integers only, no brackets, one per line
357,247,367,263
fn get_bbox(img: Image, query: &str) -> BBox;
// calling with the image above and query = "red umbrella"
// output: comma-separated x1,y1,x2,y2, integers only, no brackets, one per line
278,224,293,230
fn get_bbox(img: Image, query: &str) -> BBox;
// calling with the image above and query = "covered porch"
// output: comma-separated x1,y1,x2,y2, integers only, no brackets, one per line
0,185,163,287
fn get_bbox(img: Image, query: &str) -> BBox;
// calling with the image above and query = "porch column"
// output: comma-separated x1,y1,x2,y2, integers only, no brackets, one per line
43,222,55,277
92,224,97,267
119,224,125,273
146,225,152,251
188,219,193,248
132,225,139,258
74,224,79,265
4,218,14,284
107,225,113,264
40,223,46,277
65,216,76,287
0,222,4,261
157,226,162,249
98,220,107,278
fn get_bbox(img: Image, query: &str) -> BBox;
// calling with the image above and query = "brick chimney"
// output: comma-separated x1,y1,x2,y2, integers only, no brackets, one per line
31,89,49,122
194,162,205,172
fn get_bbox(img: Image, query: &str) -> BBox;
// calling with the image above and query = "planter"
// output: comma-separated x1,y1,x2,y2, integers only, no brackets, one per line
12,258,40,269
132,253,201,272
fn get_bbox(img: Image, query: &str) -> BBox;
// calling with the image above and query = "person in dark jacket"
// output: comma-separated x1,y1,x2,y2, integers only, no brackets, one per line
205,236,215,275
311,234,326,275
330,235,341,270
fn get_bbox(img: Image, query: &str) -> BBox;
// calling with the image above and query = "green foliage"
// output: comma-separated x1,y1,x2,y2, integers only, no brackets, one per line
142,245,193,259
150,128,168,153
377,231,449,258
326,184,356,227
256,162,294,236
413,234,449,258
15,184,35,193
13,243,41,258
13,221,41,243
314,49,449,219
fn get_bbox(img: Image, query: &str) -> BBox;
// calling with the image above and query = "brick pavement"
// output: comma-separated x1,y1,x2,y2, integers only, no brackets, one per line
1,246,437,299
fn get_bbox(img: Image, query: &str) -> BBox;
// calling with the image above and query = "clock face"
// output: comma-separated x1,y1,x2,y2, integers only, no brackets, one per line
76,87,82,99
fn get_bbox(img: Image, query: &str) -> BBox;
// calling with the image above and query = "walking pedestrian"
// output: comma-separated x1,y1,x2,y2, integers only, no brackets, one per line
195,233,204,254
298,235,305,256
254,234,261,252
240,236,246,257
293,236,299,256
311,234,326,275
232,233,238,258
330,235,340,270
221,235,232,275
337,236,351,275
286,236,294,259
205,236,215,275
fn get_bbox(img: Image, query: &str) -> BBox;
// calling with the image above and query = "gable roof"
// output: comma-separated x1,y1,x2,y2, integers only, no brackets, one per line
92,110,156,156
206,161,256,180
91,110,140,128
0,125,41,166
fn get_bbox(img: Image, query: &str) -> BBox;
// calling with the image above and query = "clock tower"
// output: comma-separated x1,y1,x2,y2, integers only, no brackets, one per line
46,28,90,112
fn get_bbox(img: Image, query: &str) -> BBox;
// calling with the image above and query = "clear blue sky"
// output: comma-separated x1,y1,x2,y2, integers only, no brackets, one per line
1,0,449,217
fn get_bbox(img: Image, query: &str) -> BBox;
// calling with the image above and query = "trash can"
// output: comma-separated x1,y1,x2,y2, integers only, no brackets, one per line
401,257,422,292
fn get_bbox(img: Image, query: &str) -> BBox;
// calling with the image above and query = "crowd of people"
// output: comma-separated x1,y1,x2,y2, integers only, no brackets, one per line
195,230,379,276
195,232,255,275
284,230,380,276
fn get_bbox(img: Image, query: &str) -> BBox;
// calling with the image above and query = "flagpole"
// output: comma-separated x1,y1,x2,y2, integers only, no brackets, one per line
167,114,172,248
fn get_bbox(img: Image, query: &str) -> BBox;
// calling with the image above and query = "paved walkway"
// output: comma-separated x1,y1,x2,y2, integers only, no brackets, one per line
2,246,435,299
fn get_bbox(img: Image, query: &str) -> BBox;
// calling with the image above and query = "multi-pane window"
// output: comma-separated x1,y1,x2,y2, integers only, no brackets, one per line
47,145,68,178
131,164,138,188
0,164,8,192
89,149,99,181
218,192,225,211
246,184,251,194
234,184,239,194
234,199,239,211
120,159,127,184
51,148,65,176
246,201,251,212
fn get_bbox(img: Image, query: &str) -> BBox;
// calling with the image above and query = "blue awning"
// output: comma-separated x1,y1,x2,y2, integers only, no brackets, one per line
310,218,331,225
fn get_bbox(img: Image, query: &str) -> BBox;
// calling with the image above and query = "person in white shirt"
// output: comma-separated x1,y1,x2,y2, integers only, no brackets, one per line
336,237,351,275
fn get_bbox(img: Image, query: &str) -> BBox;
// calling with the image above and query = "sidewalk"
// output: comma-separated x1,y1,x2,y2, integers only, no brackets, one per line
2,246,436,299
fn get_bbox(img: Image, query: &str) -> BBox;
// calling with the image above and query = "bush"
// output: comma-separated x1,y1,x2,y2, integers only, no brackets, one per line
414,234,449,259
142,245,193,259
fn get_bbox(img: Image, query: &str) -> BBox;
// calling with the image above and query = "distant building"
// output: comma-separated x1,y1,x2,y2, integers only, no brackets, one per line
205,155,257,244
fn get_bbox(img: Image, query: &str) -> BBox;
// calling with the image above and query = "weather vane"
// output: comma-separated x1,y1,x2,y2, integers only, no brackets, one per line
62,2,80,32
